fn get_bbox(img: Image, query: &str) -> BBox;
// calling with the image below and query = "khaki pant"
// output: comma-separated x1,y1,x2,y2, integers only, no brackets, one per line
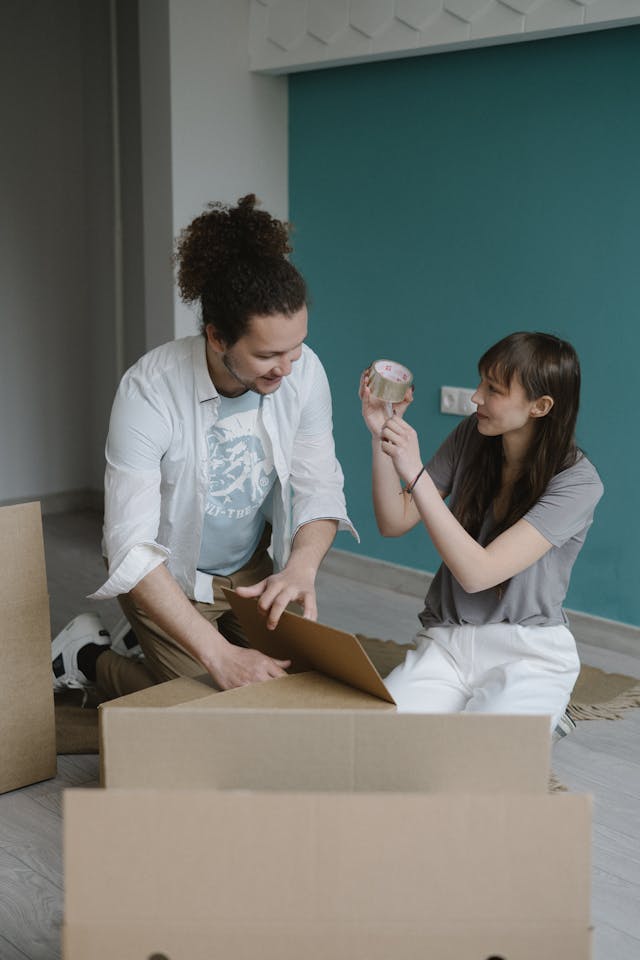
96,528,273,700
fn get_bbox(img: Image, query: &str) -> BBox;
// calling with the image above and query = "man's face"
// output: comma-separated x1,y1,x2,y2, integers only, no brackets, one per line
206,306,308,397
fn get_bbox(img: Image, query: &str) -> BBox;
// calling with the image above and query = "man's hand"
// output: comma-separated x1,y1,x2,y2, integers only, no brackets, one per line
235,567,317,630
203,639,291,691
236,518,337,629
130,564,290,690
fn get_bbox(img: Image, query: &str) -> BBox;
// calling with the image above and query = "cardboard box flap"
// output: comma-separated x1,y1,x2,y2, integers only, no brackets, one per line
64,790,591,927
0,502,48,604
223,588,394,703
104,674,217,709
102,671,394,714
188,671,395,709
100,708,551,792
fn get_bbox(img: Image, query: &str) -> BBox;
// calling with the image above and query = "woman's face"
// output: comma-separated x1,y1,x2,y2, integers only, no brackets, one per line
471,371,541,440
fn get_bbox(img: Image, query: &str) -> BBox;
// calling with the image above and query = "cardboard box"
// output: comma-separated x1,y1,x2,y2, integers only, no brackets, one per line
63,788,592,959
100,590,550,792
0,501,56,794
77,590,591,957
100,691,551,793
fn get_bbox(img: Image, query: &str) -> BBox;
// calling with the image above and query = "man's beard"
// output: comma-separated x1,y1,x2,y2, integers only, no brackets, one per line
219,352,259,394
222,352,281,396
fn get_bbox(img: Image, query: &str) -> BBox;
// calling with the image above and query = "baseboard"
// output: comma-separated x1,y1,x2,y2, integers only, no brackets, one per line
323,548,640,661
564,610,640,661
0,490,103,516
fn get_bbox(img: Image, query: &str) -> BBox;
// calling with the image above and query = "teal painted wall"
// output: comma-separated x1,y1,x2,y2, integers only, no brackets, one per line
289,25,640,626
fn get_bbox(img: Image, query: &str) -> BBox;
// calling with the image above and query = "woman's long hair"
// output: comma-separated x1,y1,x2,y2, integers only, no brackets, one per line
453,332,581,541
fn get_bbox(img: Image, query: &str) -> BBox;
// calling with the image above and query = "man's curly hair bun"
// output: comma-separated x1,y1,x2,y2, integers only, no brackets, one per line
173,194,307,346
175,193,293,304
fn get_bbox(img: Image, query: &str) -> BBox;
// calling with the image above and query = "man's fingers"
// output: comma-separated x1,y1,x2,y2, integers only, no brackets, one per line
235,579,267,598
268,657,291,677
301,593,318,621
256,580,285,616
235,576,317,630
215,647,291,689
266,594,290,630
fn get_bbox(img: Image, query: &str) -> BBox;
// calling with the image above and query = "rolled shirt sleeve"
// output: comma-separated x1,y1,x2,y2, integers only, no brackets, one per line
89,369,173,599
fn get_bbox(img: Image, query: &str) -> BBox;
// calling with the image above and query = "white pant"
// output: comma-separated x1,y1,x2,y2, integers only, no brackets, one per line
384,622,580,730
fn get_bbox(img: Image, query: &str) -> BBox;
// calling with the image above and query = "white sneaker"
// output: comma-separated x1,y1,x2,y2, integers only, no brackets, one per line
51,612,111,693
110,616,145,661
552,709,577,743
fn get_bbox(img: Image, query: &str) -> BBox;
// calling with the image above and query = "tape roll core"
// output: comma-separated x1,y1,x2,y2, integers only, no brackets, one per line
369,360,413,403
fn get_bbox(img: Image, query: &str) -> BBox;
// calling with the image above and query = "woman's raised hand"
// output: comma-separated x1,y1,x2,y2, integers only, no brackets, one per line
359,368,414,437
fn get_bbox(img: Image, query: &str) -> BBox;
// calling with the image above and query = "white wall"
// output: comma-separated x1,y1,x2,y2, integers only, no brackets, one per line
165,0,288,338
124,0,290,351
0,0,116,507
0,0,288,508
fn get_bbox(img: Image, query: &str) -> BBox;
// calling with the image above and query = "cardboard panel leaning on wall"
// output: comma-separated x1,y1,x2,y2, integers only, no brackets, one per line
63,789,592,959
0,502,56,794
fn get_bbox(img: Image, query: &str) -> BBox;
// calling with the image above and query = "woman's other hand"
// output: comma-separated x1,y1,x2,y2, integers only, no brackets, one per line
379,413,423,485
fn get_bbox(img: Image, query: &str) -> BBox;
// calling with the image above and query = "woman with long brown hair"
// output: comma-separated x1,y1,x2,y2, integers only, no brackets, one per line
360,332,603,729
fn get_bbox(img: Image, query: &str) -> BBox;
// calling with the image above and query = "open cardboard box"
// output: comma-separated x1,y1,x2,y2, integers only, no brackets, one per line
0,501,56,794
99,589,552,793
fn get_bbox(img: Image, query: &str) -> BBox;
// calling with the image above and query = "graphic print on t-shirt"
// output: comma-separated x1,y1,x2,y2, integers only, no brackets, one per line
205,428,273,516
199,392,276,576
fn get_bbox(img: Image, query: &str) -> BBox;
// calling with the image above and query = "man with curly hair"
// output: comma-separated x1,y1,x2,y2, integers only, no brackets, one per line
51,195,357,698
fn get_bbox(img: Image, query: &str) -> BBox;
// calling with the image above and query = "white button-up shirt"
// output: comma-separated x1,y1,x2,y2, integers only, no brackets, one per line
90,336,357,604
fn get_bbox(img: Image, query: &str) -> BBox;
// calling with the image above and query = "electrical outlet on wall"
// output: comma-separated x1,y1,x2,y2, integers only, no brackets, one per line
440,386,477,417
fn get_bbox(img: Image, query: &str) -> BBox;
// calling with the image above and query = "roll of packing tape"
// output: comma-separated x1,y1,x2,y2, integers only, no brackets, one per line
368,359,413,404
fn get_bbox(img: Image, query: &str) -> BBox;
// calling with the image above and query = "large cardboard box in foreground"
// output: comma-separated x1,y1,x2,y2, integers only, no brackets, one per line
0,501,56,794
74,590,592,957
64,788,592,959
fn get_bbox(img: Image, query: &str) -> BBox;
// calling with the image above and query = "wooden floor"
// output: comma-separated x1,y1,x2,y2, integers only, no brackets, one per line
1,509,640,959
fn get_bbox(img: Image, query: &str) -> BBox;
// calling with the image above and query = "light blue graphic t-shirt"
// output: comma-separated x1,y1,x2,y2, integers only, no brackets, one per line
198,391,276,576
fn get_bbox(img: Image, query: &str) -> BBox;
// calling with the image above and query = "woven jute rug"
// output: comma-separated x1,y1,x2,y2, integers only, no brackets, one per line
55,636,640,764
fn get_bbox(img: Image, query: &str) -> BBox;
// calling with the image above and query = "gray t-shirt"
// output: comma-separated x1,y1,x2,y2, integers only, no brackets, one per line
420,415,604,628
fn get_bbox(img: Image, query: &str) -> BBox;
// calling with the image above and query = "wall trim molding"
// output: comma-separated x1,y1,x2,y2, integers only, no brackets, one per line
323,548,640,660
250,0,640,74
